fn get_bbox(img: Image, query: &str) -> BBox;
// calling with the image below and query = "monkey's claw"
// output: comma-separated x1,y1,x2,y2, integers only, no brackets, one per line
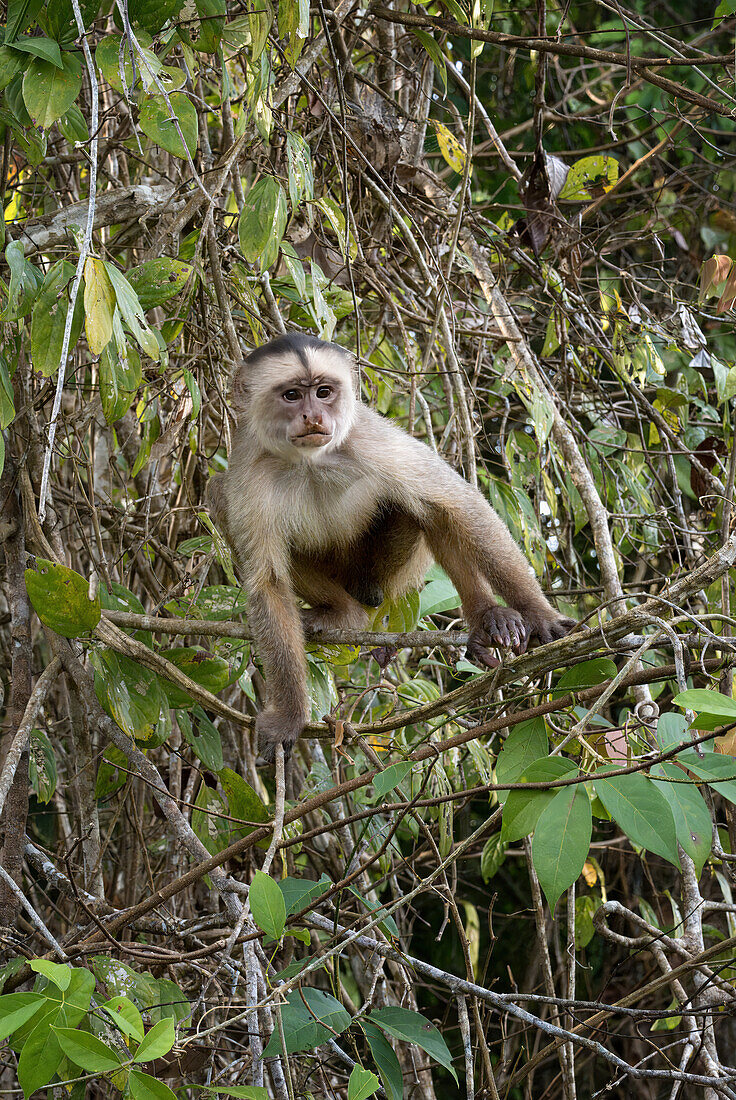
467,606,529,668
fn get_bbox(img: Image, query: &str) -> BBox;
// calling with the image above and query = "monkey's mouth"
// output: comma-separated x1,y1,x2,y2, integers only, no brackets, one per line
292,431,332,446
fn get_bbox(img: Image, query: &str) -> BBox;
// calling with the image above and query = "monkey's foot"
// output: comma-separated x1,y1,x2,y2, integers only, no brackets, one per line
525,611,579,646
256,709,305,764
467,606,528,667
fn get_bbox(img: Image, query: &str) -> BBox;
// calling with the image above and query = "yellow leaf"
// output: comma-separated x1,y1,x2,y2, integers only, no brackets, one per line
83,256,115,355
434,121,466,175
582,860,598,887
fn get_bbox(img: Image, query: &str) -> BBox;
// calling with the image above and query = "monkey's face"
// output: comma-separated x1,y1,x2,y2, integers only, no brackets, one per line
244,341,357,463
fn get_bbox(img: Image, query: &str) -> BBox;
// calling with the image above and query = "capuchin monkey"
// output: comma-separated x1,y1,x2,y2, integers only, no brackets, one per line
208,333,576,762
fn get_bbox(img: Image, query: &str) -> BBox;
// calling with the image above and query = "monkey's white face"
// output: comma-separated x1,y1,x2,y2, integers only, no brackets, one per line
246,345,357,463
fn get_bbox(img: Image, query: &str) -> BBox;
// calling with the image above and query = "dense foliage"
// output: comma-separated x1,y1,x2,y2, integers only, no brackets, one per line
2,0,736,1096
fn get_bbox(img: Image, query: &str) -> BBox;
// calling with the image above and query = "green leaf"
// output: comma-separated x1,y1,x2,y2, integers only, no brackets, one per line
285,131,314,210
553,658,617,697
31,259,84,377
369,1006,457,1083
17,1011,63,1097
248,0,273,60
250,870,286,941
126,258,193,310
495,717,548,805
0,46,23,90
53,1026,122,1072
575,895,598,948
218,766,270,835
99,340,142,424
372,761,412,801
129,1070,178,1100
480,833,507,882
673,689,736,721
0,993,46,1040
501,758,577,843
191,783,230,855
558,155,620,202
24,558,101,638
262,988,350,1056
410,29,447,95
139,93,198,159
238,177,288,271
134,1017,175,1062
91,648,166,744
22,52,81,128
159,646,230,708
418,574,460,617
101,995,145,1041
676,750,736,806
103,262,160,361
348,1065,380,1100
532,784,592,912
656,712,688,750
360,1020,403,1100
593,769,679,866
83,256,116,355
0,354,15,428
126,0,184,33
652,764,712,874
201,1089,268,1099
9,36,63,68
3,240,42,320
278,874,332,916
29,727,57,802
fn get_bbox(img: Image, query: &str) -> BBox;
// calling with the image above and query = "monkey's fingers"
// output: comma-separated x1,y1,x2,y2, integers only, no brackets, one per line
466,637,501,669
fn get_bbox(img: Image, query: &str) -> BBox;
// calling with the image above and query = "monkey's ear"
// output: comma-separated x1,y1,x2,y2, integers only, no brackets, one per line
230,361,250,413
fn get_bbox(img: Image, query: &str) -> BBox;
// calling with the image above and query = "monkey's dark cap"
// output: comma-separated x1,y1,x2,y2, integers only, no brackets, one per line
245,333,352,370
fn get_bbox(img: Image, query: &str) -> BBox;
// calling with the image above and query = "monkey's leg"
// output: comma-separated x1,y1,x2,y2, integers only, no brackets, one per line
422,519,529,667
291,557,371,632
248,580,310,762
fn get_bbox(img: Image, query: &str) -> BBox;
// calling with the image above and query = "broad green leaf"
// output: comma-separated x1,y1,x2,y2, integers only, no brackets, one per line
673,689,736,721
656,712,688,750
278,874,332,916
0,354,14,427
652,764,712,874
126,0,184,34
349,888,400,939
44,0,102,42
411,29,447,94
372,761,412,800
238,177,288,271
191,784,230,855
480,833,507,882
360,1020,403,1100
134,1017,175,1062
369,1006,457,1083
501,758,577,843
103,262,160,361
0,993,45,1040
53,1026,122,1072
17,1011,63,1097
248,0,274,60
57,102,88,141
677,750,736,806
29,727,57,802
84,256,116,355
418,574,460,617
129,1070,178,1100
25,559,101,637
3,240,42,320
262,988,350,1056
0,46,23,90
348,1065,380,1100
495,717,549,805
178,710,223,772
553,658,617,696
91,648,166,744
31,259,84,376
559,155,619,202
22,52,81,128
532,784,592,912
126,258,193,309
250,870,286,941
96,34,161,94
315,194,349,258
218,766,270,836
159,646,230,708
575,895,598,948
101,995,145,1041
593,769,679,866
148,977,189,1025
99,340,142,424
285,131,314,210
139,93,198,159
9,36,62,68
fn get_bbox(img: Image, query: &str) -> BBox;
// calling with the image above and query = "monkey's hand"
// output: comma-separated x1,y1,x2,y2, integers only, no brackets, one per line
256,708,305,765
524,610,579,647
466,606,529,668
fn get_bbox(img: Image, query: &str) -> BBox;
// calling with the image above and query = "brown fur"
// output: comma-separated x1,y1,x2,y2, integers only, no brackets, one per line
208,334,576,761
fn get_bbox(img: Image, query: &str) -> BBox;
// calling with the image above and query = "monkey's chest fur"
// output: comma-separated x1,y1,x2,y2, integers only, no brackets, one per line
282,461,384,552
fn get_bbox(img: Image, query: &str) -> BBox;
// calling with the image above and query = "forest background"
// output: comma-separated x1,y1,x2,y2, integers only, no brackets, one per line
1,0,736,1096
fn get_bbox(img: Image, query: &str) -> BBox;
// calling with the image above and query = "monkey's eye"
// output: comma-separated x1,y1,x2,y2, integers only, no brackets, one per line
316,385,332,399
282,389,301,402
